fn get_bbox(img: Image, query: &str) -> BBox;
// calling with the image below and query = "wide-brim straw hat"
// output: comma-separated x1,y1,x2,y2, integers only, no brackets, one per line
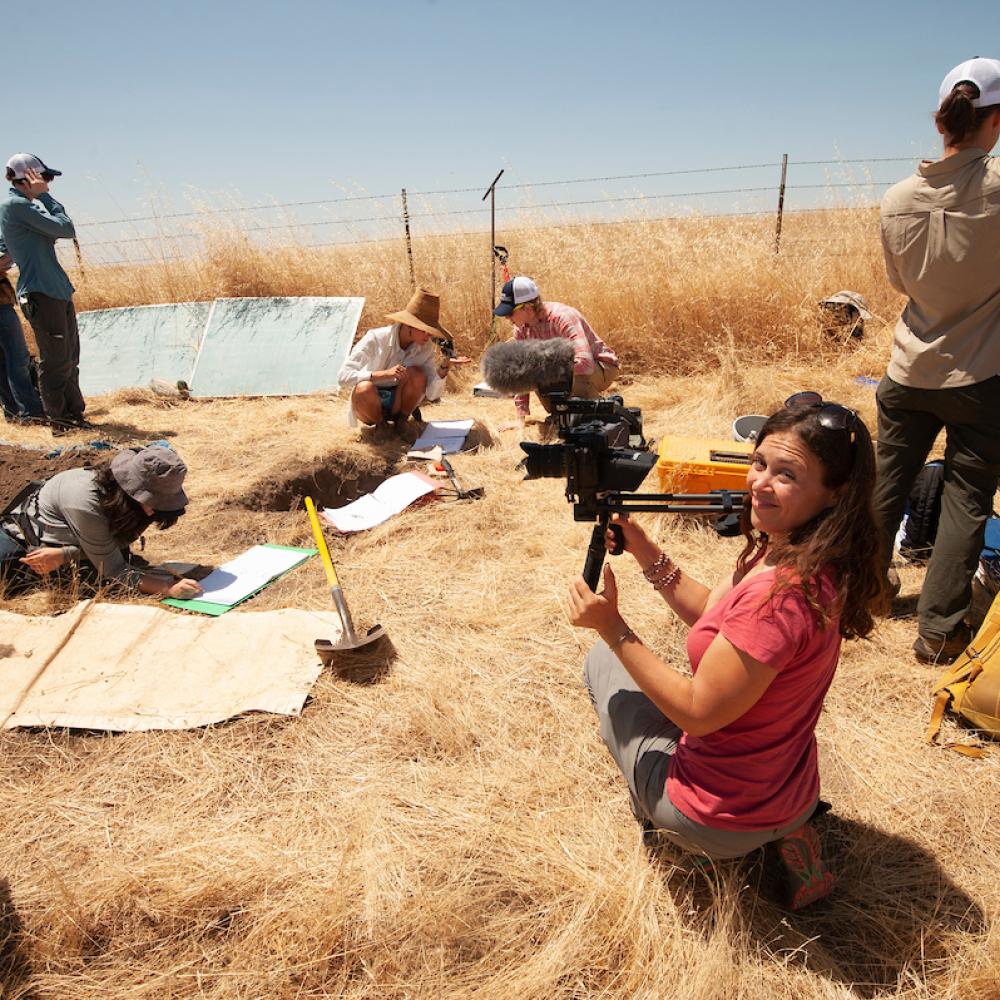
386,288,451,339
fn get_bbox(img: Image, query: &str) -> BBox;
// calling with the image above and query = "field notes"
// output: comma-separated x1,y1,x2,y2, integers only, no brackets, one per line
193,545,313,606
321,472,438,532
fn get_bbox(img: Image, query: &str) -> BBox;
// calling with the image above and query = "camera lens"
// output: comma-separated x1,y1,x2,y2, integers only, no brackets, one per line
519,442,568,480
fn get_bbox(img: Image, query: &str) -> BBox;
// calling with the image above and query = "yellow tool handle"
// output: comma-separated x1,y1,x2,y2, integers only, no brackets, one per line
305,496,340,588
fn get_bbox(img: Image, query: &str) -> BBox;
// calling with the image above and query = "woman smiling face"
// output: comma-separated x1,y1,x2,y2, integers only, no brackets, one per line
746,429,840,539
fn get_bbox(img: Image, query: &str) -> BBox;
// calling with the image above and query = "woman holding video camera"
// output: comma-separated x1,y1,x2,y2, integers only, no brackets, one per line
566,394,885,909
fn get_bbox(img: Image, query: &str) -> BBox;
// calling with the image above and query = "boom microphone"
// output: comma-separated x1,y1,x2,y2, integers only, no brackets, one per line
481,339,574,395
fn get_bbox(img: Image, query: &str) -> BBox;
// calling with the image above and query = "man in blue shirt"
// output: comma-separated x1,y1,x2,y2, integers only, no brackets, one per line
0,153,88,430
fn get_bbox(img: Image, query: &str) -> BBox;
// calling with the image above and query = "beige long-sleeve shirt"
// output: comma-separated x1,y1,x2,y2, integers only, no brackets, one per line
880,148,1000,388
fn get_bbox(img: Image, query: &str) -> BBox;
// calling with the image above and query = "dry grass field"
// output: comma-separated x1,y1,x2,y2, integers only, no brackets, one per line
0,207,997,999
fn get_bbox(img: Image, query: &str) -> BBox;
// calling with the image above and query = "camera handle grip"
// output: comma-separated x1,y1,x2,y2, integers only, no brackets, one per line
607,523,625,556
583,513,622,591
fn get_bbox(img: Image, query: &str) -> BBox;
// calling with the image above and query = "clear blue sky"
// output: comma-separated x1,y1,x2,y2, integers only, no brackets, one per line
5,0,999,252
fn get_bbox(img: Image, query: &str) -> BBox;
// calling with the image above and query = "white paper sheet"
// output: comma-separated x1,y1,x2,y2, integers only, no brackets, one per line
195,545,310,606
409,419,474,456
321,472,438,532
472,381,504,398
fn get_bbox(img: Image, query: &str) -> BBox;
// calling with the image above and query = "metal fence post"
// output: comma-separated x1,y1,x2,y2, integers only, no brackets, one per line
481,169,504,328
774,153,788,253
401,188,415,289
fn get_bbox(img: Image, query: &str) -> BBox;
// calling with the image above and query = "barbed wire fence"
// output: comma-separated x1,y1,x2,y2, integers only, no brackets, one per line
61,155,924,271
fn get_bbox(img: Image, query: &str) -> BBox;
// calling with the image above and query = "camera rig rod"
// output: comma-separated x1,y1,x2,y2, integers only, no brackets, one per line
580,490,746,591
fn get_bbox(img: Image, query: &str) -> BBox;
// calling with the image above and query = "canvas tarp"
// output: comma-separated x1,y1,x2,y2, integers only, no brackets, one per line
77,296,365,398
0,601,344,731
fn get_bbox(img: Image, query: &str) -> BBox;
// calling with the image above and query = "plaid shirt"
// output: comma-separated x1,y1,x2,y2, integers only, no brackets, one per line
513,301,618,415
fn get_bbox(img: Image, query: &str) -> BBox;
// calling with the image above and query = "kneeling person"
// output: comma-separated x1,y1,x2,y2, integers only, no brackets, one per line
494,276,620,429
337,288,463,428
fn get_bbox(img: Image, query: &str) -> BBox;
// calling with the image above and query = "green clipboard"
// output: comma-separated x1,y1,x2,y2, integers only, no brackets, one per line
162,543,317,616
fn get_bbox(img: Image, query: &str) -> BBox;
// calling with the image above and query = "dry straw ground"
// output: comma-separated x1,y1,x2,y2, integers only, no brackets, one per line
0,208,997,999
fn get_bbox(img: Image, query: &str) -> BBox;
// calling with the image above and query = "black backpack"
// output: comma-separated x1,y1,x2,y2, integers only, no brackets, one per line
899,461,945,564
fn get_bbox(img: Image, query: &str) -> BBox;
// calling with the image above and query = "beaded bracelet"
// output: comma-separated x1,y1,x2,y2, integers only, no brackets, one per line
652,565,681,591
642,552,671,582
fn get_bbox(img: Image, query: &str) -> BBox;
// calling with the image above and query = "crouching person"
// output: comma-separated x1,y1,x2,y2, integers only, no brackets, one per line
337,288,465,430
0,445,203,598
566,395,886,909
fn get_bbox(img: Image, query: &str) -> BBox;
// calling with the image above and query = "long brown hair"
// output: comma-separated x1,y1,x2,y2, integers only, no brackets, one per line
936,82,1000,145
735,404,887,640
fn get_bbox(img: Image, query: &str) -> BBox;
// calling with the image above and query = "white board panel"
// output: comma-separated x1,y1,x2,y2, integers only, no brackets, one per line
188,296,364,397
77,302,210,396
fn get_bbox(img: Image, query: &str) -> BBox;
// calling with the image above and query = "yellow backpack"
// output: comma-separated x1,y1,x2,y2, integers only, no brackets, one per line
925,591,1000,757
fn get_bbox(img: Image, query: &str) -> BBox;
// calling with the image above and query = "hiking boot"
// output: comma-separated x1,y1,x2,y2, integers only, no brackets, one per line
778,822,835,910
913,623,972,666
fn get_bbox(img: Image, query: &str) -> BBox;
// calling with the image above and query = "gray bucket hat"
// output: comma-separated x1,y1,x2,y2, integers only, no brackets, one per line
821,290,872,320
111,446,189,510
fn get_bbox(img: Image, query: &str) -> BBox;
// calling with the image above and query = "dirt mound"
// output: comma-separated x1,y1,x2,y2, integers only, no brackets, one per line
233,450,395,511
0,445,108,510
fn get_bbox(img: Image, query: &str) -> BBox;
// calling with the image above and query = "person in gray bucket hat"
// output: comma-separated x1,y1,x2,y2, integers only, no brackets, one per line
0,445,203,598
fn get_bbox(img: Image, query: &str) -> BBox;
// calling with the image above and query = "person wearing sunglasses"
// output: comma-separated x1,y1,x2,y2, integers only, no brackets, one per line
493,276,620,431
566,394,884,909
876,58,1000,664
0,153,89,434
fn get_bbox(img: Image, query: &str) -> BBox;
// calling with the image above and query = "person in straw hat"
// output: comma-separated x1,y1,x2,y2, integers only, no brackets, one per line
337,287,469,429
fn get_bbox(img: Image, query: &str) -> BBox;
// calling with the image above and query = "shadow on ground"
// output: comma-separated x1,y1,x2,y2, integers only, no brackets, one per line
0,879,36,998
655,814,985,998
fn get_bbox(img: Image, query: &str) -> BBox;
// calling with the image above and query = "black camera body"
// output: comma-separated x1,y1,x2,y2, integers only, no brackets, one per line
520,393,657,521
519,392,745,590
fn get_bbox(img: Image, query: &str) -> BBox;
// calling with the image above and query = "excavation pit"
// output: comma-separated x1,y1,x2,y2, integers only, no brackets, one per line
234,451,396,513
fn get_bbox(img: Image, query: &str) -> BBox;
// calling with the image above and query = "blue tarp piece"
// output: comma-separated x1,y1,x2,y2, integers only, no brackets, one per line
188,296,364,397
75,296,364,398
78,302,209,397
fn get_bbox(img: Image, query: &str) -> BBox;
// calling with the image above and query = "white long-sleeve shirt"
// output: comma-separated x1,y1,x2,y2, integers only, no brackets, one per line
336,324,445,426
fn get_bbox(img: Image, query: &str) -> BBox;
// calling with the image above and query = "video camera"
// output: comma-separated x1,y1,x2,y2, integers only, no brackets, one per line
520,393,655,520
519,393,745,590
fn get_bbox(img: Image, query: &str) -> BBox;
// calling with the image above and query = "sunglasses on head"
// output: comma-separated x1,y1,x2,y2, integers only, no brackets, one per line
784,391,858,434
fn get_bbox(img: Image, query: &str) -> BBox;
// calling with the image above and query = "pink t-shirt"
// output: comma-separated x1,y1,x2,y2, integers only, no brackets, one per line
666,568,841,831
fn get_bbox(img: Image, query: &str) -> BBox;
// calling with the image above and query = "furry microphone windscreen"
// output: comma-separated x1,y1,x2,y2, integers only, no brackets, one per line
481,339,575,395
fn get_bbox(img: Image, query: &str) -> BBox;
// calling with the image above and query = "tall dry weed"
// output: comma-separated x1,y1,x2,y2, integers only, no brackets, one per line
69,205,900,376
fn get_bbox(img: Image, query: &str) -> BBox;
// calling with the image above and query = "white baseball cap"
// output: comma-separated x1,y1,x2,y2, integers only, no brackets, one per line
939,58,1000,109
5,153,62,181
493,276,540,317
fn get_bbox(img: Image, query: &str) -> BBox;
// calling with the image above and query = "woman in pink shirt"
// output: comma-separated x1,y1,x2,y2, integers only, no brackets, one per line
567,395,885,908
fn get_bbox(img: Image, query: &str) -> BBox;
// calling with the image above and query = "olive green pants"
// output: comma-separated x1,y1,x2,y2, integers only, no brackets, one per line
874,374,1000,639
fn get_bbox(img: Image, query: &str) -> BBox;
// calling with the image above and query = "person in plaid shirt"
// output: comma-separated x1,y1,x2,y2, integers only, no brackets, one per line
493,276,620,430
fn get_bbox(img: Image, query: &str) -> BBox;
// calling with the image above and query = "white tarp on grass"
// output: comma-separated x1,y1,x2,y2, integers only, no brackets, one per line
78,301,210,397
77,296,364,398
0,601,344,731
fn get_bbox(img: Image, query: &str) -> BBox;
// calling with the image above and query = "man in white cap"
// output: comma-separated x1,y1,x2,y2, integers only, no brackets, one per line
337,287,469,429
493,276,620,430
0,153,88,432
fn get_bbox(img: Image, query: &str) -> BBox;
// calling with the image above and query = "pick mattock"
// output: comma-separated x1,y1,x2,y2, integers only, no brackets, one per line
438,457,484,501
305,496,387,653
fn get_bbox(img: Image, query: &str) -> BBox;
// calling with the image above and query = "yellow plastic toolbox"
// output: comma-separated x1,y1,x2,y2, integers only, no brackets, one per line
656,435,753,494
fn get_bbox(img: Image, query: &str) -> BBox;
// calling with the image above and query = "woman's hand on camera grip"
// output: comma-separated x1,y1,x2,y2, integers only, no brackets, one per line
605,513,659,566
567,565,623,635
